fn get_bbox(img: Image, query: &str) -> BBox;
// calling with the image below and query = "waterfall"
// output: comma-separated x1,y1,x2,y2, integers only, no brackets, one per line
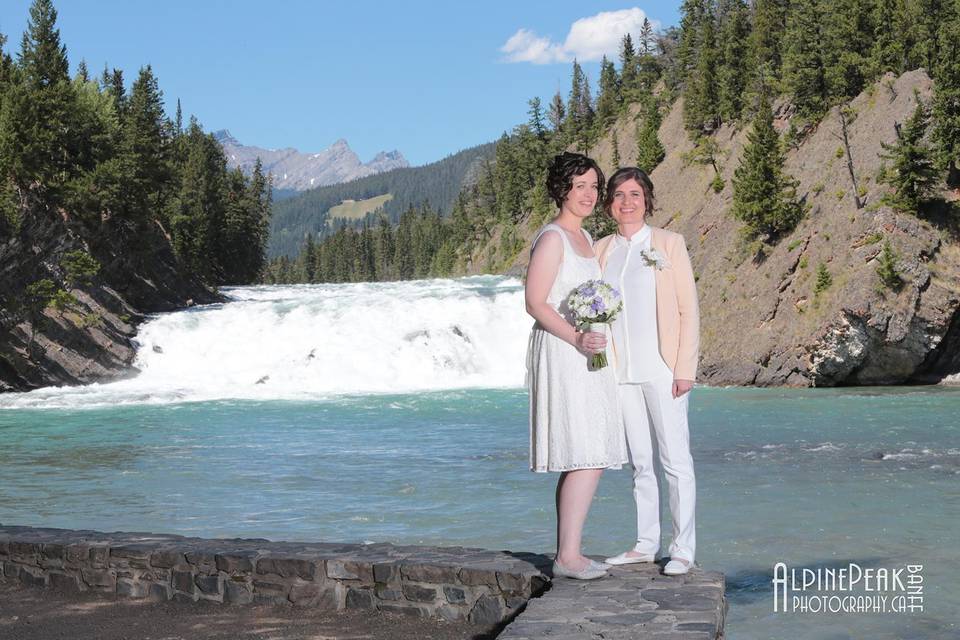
0,276,531,408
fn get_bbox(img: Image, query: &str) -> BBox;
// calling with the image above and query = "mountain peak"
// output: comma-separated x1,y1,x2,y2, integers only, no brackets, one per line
212,129,239,146
215,133,409,192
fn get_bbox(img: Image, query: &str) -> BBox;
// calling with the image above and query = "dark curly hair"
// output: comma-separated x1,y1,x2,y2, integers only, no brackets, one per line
546,152,604,208
603,167,655,218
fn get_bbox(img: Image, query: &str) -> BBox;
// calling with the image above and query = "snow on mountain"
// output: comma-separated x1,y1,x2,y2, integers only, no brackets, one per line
213,130,409,192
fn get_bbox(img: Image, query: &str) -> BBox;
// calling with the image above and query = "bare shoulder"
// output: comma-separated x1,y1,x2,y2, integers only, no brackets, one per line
531,227,563,253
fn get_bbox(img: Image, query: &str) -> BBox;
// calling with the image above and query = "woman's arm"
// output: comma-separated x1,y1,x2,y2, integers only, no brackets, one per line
525,231,604,354
672,235,700,393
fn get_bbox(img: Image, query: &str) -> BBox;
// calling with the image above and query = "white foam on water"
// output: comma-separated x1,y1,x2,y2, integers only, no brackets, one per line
0,276,532,409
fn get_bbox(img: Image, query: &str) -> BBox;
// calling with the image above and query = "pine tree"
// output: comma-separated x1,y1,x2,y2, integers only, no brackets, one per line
912,0,948,71
822,0,873,105
169,120,227,281
879,98,936,212
875,239,902,289
611,130,621,167
374,214,394,279
676,0,711,83
731,95,803,241
547,91,565,137
357,221,375,281
302,233,317,282
716,0,751,122
527,97,545,139
564,60,585,143
869,0,910,75
121,65,169,221
684,13,721,132
813,262,832,296
18,0,68,87
577,68,595,150
932,3,960,186
620,34,640,105
747,0,788,77
109,68,125,115
174,98,183,135
639,18,655,55
243,157,272,280
781,0,828,119
0,0,78,193
595,56,620,129
635,97,665,173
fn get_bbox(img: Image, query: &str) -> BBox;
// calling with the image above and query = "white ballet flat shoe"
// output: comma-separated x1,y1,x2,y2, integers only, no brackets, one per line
604,550,657,566
663,558,693,576
552,559,608,580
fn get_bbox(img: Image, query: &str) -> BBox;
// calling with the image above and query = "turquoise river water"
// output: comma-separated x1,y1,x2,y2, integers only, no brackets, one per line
0,278,957,639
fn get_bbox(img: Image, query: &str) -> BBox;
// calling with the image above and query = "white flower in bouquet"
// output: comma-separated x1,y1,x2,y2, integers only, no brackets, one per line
566,280,623,369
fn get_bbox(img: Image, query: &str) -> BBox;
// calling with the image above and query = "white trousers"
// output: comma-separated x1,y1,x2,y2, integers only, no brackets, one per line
619,374,696,563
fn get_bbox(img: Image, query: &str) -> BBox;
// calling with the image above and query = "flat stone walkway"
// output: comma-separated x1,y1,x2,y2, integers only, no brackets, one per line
499,561,725,640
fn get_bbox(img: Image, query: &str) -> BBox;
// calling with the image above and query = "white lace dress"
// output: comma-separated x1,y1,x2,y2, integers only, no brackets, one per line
526,224,627,473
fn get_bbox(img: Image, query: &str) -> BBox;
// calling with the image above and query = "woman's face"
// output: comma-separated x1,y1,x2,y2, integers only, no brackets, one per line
562,169,599,218
609,178,647,227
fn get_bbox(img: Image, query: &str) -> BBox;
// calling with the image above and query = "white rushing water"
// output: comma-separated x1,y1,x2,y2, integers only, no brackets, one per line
0,276,531,408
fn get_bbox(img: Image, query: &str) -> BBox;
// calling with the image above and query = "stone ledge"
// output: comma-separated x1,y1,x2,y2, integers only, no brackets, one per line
0,525,726,638
0,524,549,624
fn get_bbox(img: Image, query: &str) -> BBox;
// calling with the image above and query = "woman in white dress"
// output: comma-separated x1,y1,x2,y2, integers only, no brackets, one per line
525,152,628,580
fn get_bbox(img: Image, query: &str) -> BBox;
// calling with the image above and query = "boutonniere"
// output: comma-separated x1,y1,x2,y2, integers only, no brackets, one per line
640,248,670,270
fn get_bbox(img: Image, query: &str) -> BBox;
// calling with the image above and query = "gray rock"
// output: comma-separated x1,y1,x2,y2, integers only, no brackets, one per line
215,552,256,574
88,546,109,568
437,604,466,621
256,556,317,580
149,550,184,569
49,571,81,593
459,567,500,587
345,587,376,610
80,567,114,589
147,582,172,602
171,567,195,594
117,578,149,598
195,574,223,596
443,585,467,604
469,594,505,625
401,563,459,584
402,583,437,602
224,580,253,605
326,559,372,582
375,584,403,601
373,562,399,583
19,566,47,588
289,582,325,606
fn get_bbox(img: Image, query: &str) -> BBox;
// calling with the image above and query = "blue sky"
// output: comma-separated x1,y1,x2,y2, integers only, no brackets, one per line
0,1,681,166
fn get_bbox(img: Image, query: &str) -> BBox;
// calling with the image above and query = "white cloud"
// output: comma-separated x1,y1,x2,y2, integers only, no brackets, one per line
500,28,567,64
500,8,656,65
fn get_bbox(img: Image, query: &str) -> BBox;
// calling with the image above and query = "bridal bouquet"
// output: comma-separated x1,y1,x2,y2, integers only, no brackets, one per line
566,280,623,369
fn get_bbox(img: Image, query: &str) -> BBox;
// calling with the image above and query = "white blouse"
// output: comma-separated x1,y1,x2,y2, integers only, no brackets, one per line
603,225,673,383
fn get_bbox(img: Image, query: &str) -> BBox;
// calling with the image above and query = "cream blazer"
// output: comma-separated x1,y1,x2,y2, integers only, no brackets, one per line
595,226,700,381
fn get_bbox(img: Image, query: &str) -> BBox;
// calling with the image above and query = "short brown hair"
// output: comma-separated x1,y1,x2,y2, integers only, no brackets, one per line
546,152,605,208
603,167,655,217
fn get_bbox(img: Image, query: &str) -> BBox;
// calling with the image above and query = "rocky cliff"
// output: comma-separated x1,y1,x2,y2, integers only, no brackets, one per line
214,131,408,192
490,70,960,386
0,200,220,393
